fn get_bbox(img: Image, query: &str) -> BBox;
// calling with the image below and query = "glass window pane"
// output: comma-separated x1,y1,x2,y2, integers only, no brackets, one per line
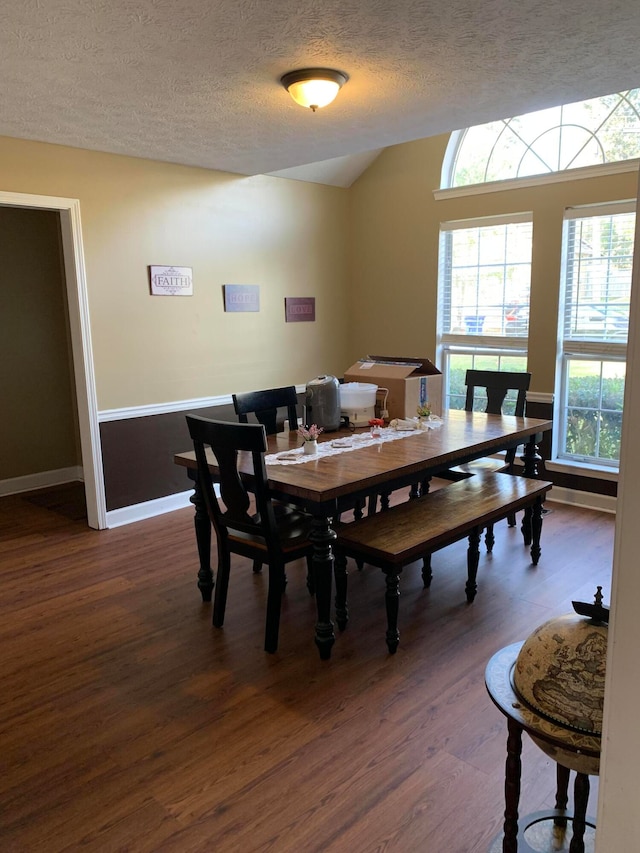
600,410,623,461
448,354,472,409
441,220,532,340
602,362,626,409
567,361,602,408
444,352,527,411
565,408,599,457
447,90,640,189
561,358,625,464
563,211,633,344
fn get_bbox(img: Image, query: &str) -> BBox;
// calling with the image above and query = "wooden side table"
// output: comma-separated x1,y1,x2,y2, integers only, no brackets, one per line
485,643,600,853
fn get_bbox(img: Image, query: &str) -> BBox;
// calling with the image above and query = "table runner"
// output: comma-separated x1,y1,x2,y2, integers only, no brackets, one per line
265,418,442,466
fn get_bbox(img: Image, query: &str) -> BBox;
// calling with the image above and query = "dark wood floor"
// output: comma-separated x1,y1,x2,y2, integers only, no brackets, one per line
0,485,613,852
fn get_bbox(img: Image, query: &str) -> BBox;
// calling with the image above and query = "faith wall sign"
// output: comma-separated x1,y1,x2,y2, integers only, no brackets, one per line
149,265,193,296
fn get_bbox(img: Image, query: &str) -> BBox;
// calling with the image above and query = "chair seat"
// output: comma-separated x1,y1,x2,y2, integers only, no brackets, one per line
448,456,511,477
226,510,313,554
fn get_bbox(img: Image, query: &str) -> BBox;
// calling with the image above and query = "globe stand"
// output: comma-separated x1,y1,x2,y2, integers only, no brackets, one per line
485,643,601,853
487,766,597,852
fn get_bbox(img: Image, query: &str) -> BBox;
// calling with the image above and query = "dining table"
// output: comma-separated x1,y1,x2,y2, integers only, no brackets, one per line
174,410,552,660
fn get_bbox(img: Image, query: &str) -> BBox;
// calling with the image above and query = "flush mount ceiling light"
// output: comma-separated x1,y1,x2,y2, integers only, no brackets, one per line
281,68,348,112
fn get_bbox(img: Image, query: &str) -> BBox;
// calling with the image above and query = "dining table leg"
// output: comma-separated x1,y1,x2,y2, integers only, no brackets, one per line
521,433,543,478
309,513,337,660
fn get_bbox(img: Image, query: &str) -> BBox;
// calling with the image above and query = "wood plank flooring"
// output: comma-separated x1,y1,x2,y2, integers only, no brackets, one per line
0,485,613,852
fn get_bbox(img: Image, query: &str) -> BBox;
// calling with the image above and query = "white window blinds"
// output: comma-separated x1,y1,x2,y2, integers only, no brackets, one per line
439,215,533,341
562,203,635,346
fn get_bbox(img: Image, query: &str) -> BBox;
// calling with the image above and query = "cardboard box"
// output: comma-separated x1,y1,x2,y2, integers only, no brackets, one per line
344,355,443,420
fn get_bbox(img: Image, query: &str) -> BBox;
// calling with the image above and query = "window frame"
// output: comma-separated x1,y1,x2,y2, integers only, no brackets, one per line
437,213,533,408
443,90,640,190
554,201,634,469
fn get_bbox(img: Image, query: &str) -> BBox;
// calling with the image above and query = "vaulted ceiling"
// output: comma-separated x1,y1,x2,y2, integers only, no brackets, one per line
1,0,639,187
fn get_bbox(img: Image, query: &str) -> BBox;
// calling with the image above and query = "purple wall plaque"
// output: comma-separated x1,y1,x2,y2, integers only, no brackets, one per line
285,297,315,323
223,284,260,312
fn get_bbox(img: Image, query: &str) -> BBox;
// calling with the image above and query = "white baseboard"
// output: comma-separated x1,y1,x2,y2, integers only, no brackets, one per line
0,466,84,497
106,490,194,528
547,486,616,514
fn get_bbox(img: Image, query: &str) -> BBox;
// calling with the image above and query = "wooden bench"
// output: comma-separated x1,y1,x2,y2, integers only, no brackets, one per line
335,472,553,653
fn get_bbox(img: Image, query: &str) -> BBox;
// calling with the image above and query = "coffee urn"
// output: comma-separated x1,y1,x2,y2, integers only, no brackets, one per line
305,375,341,432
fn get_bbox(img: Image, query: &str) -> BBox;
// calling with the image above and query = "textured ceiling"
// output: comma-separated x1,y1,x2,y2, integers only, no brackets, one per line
1,0,640,187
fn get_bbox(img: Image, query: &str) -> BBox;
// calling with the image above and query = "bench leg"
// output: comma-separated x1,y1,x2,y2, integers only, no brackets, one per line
383,568,400,653
521,505,532,546
352,499,365,570
465,525,482,602
421,554,433,588
484,523,495,553
334,551,349,631
530,497,544,566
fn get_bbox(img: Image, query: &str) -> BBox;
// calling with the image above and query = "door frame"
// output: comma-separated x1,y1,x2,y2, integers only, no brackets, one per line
1,190,106,529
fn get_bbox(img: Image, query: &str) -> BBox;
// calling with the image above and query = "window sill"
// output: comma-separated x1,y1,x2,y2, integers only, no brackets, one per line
544,459,619,482
433,159,640,200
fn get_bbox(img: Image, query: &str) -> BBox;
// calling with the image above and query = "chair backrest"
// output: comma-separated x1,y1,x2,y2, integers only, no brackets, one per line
186,414,277,546
463,369,531,417
464,370,531,468
232,386,299,435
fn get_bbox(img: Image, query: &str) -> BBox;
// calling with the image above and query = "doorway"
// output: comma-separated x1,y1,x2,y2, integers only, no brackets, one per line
0,190,105,529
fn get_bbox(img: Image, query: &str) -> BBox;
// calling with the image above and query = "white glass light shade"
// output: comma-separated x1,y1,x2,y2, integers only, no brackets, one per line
281,69,348,112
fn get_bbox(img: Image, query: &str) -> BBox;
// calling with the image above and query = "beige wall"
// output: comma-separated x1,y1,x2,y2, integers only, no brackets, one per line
0,136,351,411
350,134,639,394
0,207,80,479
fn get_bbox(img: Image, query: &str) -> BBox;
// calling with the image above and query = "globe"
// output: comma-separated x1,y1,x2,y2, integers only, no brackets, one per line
511,589,608,775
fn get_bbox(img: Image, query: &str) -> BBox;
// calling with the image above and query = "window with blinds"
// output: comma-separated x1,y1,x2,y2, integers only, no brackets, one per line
556,202,635,466
439,215,533,342
437,214,533,409
562,205,634,345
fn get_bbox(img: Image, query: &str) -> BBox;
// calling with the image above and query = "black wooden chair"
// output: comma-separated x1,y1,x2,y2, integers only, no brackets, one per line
448,369,531,474
233,385,303,576
232,386,299,434
186,414,313,653
233,384,365,582
442,369,532,541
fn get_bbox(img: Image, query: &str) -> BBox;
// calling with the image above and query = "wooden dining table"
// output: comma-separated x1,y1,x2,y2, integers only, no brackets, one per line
174,410,552,660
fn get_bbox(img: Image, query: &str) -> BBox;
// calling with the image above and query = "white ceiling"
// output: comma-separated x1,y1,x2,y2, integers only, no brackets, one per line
1,0,640,188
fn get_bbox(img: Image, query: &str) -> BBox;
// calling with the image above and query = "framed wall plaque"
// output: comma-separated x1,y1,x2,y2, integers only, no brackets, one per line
223,284,260,312
149,265,193,296
285,297,315,322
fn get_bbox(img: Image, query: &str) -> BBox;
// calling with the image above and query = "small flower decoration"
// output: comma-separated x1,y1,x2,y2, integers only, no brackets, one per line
368,418,385,427
298,423,323,442
417,403,431,418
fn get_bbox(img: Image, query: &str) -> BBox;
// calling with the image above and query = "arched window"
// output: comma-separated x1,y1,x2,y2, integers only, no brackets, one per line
445,90,640,188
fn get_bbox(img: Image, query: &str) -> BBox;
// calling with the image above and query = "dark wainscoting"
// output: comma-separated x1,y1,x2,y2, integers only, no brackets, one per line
100,404,237,512
100,395,615,514
525,398,617,500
